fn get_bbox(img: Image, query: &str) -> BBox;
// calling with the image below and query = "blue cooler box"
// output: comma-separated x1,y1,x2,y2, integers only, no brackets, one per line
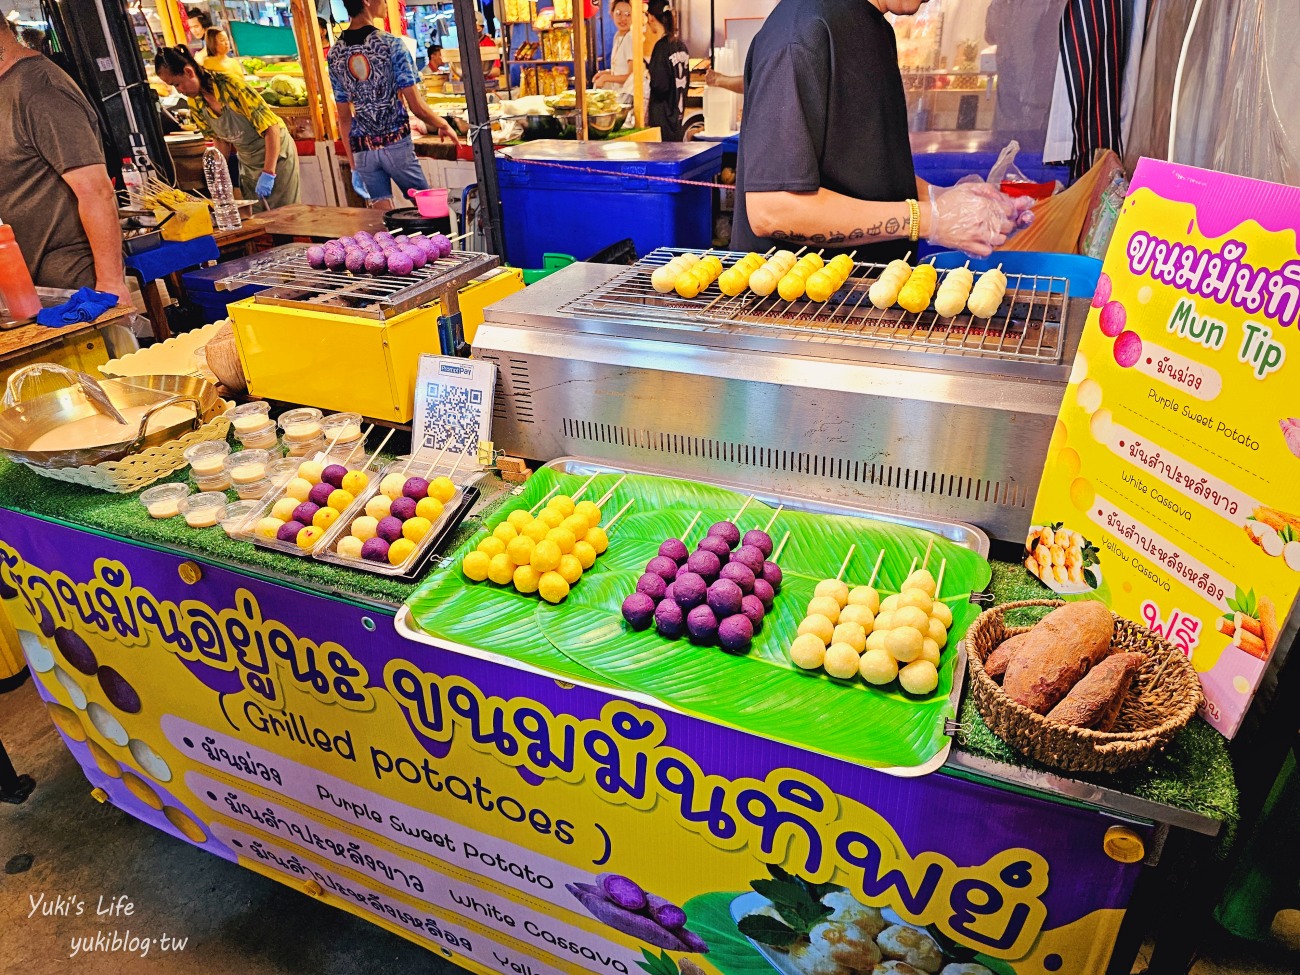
181,253,267,324
497,140,724,268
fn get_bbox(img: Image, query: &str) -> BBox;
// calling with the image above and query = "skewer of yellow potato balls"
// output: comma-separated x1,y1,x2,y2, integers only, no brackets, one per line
933,262,973,318
867,251,912,309
650,252,701,293
897,260,938,314
747,248,802,297
804,252,857,303
718,250,771,296
776,251,825,301
674,253,724,299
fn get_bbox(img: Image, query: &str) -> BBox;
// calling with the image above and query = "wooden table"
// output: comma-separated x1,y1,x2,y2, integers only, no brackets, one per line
252,204,388,241
213,217,275,257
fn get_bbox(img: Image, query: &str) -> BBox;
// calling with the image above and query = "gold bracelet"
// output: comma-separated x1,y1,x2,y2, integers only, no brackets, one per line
907,199,921,242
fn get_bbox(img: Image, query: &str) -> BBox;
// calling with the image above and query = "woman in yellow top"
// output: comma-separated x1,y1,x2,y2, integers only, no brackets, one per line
201,27,243,78
155,46,300,210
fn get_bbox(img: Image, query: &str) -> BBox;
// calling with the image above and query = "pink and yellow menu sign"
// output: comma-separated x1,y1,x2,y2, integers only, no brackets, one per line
1031,158,1300,737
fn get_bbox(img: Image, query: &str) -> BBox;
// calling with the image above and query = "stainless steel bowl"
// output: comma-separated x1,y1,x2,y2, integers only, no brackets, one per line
520,114,561,140
588,111,622,136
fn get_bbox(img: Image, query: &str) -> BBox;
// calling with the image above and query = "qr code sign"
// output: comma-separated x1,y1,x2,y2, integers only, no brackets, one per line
421,382,484,454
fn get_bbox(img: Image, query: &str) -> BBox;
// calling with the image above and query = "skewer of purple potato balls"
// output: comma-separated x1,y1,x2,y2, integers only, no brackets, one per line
622,508,786,655
305,230,454,277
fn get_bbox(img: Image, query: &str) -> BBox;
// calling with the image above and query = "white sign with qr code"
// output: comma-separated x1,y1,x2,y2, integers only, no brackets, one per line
412,355,497,466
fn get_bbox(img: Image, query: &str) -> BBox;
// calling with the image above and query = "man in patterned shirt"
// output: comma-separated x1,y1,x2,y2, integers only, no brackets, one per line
329,0,459,210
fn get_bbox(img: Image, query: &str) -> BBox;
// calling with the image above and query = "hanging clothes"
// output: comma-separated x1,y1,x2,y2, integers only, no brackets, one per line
1055,0,1131,181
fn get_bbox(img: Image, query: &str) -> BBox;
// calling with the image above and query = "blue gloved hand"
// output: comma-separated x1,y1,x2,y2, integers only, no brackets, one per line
255,171,276,199
351,170,370,200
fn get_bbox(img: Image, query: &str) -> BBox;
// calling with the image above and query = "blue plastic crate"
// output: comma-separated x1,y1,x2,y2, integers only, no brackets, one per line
497,140,724,269
181,256,267,324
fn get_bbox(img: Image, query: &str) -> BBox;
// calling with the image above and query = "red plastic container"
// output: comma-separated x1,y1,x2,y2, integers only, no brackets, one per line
0,225,40,323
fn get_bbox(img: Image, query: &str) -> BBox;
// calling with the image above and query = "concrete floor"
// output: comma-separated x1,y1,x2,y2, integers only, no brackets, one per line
0,674,1294,975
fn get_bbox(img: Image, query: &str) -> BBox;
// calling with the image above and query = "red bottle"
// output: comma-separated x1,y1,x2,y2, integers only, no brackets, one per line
0,225,41,323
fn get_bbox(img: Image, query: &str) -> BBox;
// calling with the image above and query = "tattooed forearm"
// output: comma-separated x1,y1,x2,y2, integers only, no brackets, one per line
769,226,878,245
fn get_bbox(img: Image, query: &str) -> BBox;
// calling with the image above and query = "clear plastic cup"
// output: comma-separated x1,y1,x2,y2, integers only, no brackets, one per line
233,477,272,501
266,457,300,486
194,471,232,492
286,434,325,458
226,401,271,435
179,492,228,529
185,441,232,490
140,483,190,520
321,412,364,452
220,500,259,538
279,407,323,443
225,449,270,487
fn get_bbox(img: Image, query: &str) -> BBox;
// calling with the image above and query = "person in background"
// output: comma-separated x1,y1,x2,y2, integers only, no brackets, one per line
186,7,211,53
155,45,301,210
705,68,743,93
474,10,501,79
328,0,459,211
425,43,444,77
592,0,634,92
203,27,242,78
0,17,128,302
318,18,332,55
645,0,689,141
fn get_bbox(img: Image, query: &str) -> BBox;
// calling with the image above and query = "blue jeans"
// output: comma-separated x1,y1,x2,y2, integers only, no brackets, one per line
353,136,428,203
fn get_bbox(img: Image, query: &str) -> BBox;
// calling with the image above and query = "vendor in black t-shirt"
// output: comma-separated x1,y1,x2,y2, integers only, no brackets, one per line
732,0,1031,261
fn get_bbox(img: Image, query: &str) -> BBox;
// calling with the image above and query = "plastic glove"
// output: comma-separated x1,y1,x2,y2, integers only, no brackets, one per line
350,170,370,200
927,182,1032,258
255,171,276,200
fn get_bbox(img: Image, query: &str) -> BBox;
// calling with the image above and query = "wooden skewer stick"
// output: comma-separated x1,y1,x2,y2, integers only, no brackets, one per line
836,544,856,582
446,448,467,478
340,424,376,466
773,530,792,563
362,428,395,472
528,485,561,513
319,426,345,462
423,445,450,479
604,499,636,532
595,474,628,507
731,494,755,522
401,450,421,476
907,556,918,578
570,473,599,501
762,505,784,532
921,539,934,571
867,549,886,588
902,250,912,263
682,511,703,541
935,559,947,601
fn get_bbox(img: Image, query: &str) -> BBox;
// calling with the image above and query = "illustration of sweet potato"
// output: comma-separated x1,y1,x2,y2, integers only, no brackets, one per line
1003,602,1114,713
1045,652,1145,730
567,885,691,950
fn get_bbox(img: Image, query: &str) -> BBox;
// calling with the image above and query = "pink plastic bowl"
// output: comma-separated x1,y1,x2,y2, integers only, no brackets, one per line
408,188,450,218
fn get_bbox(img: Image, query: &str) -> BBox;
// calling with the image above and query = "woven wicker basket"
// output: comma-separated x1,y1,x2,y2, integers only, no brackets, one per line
965,600,1203,773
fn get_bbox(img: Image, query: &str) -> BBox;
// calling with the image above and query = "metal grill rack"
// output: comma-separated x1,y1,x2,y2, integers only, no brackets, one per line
216,244,499,319
563,247,1070,364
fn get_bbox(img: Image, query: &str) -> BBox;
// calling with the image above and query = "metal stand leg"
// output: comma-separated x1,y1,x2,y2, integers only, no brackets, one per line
0,738,34,804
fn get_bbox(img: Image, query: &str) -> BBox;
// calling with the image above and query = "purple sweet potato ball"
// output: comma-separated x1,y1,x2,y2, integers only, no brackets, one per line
621,593,656,630
293,502,321,525
364,250,389,275
344,247,367,273
706,520,741,549
685,549,721,581
354,231,374,244
635,572,667,601
718,614,754,654
400,244,427,269
322,464,348,487
416,237,441,261
325,248,347,272
430,233,452,258
707,578,744,618
645,555,679,582
375,232,396,247
277,521,308,543
337,236,356,249
732,544,766,575
752,577,776,609
697,535,732,562
361,537,391,562
308,482,335,507
742,529,774,557
390,497,418,521
761,560,784,592
741,594,766,632
719,561,755,594
672,572,707,610
386,250,415,276
658,538,690,564
686,604,719,645
403,477,430,501
377,516,405,543
654,599,686,639
662,582,676,603
306,244,326,268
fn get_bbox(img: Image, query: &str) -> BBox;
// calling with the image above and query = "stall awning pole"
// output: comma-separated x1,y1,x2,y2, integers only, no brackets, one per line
631,0,645,129
289,0,339,143
451,0,506,258
575,0,588,141
156,0,185,48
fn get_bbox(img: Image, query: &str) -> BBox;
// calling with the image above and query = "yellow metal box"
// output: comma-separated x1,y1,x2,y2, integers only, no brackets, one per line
227,296,446,422
458,267,525,346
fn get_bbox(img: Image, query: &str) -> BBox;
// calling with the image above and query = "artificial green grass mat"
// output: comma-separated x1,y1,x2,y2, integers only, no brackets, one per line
0,452,518,609
954,560,1238,831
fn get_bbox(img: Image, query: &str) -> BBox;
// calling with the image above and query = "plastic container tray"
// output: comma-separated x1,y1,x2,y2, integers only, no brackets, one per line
236,464,374,558
314,460,475,576
496,140,724,269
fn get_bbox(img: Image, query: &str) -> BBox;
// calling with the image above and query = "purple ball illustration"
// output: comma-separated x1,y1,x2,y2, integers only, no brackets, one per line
686,604,719,645
654,600,686,638
672,572,708,610
306,245,326,268
377,516,405,543
54,628,98,676
741,594,766,632
1091,272,1112,308
636,572,667,601
752,578,776,609
718,614,754,654
1099,300,1127,337
706,520,741,549
308,482,335,507
390,497,418,521
686,550,721,581
97,666,141,714
761,561,783,592
742,529,773,557
1114,330,1144,367
293,502,320,525
732,544,766,575
364,250,389,275
645,555,679,582
361,537,390,562
386,250,415,276
707,579,744,618
622,593,655,630
658,538,689,564
697,535,732,562
719,561,756,594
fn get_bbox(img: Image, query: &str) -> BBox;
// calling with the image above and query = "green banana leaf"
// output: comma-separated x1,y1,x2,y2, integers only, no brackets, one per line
679,892,772,975
407,468,991,769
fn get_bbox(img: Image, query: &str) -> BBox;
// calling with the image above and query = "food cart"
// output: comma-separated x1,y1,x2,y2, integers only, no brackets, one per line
11,157,1300,975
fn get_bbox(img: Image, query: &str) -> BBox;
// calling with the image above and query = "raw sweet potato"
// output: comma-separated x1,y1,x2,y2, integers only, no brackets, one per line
1002,602,1114,713
1046,651,1145,729
984,633,1032,681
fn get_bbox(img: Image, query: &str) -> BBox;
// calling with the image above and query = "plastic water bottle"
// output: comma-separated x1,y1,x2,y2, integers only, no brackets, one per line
120,157,144,205
203,142,242,231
